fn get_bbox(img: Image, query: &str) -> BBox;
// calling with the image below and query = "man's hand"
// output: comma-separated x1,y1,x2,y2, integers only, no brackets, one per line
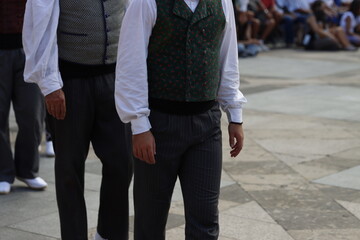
45,89,66,120
228,123,244,157
132,131,156,164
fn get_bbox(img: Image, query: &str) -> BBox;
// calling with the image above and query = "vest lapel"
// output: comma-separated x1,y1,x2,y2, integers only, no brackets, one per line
190,0,213,25
173,0,193,21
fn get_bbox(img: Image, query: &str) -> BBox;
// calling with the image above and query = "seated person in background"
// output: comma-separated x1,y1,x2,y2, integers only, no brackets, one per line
340,0,360,46
234,0,250,25
307,0,356,50
283,0,339,47
275,0,300,47
234,0,262,44
248,0,276,50
234,0,264,55
341,0,354,7
263,0,286,24
309,0,342,27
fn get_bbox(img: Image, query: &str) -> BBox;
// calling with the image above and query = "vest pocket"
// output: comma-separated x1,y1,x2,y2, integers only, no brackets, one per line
59,31,88,37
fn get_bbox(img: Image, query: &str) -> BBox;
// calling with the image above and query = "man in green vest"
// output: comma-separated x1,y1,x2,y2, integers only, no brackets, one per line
115,0,247,239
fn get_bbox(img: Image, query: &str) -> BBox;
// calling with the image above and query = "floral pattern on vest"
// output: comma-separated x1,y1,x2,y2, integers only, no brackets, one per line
147,0,226,102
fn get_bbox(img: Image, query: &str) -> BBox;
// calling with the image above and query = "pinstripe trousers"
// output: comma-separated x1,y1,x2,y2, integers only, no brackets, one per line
134,103,222,240
47,73,133,240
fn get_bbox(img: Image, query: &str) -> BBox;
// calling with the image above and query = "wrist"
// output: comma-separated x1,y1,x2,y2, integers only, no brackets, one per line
230,122,243,125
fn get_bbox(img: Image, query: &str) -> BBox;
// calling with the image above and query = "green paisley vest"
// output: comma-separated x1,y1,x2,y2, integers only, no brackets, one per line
147,0,226,102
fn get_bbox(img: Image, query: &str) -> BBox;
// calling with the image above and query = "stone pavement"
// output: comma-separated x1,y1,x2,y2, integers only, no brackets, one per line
1,49,360,240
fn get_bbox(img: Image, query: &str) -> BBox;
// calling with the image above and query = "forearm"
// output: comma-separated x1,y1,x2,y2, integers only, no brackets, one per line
114,0,156,134
22,0,62,96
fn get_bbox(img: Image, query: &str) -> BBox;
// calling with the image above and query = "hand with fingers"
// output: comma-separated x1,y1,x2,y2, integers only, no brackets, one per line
45,89,66,120
228,123,244,157
132,130,156,164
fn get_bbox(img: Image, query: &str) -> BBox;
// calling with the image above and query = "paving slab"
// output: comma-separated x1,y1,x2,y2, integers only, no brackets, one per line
245,85,360,122
313,165,360,191
9,210,98,239
289,229,360,240
239,55,360,79
337,200,360,220
220,202,294,240
0,227,56,240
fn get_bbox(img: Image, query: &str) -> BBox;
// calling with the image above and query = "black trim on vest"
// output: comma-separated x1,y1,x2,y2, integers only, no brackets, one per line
0,34,22,49
59,59,116,79
149,97,216,115
100,0,109,65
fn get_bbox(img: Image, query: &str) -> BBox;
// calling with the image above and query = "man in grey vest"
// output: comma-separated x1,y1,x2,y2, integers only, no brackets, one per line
115,0,247,239
22,0,133,239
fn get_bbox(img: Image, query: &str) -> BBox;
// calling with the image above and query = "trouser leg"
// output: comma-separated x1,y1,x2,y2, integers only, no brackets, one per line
12,49,44,179
48,78,93,240
134,111,183,240
179,107,222,240
45,119,52,142
0,50,14,183
282,16,295,45
91,74,133,240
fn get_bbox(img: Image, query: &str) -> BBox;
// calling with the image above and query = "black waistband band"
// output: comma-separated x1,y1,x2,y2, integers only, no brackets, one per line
59,59,116,79
0,34,22,49
149,98,216,115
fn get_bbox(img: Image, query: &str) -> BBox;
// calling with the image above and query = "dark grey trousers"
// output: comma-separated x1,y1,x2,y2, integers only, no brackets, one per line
0,49,44,183
134,104,222,240
47,73,133,240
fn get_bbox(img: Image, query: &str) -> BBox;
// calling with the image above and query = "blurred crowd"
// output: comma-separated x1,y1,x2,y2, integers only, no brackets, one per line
233,0,360,57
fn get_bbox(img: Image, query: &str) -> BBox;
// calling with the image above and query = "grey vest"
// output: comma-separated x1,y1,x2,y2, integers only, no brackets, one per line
57,0,126,65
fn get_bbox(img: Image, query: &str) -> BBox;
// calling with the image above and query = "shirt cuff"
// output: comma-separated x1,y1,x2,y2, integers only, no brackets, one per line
131,116,152,135
226,108,243,124
38,72,63,96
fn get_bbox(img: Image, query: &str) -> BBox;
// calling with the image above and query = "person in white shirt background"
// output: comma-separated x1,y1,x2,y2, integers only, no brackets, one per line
340,0,360,45
22,0,133,239
115,0,246,239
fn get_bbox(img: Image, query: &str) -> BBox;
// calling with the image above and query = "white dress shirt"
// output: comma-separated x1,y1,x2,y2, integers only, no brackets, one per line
340,11,357,33
115,0,247,135
22,0,62,96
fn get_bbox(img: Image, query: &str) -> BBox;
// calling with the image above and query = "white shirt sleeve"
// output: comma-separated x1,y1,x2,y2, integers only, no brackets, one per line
218,0,247,124
115,0,157,135
22,0,63,96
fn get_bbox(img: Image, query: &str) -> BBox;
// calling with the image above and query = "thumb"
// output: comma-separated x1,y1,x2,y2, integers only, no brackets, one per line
229,131,235,148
